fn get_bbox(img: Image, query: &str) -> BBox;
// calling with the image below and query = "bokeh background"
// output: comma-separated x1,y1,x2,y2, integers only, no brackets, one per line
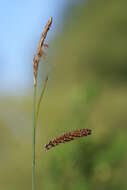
0,0,127,189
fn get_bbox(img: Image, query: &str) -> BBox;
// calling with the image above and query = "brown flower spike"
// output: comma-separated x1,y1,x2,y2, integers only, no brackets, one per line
33,17,52,86
44,128,92,150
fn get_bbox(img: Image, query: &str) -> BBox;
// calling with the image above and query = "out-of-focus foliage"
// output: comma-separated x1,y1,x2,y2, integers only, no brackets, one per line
0,0,127,189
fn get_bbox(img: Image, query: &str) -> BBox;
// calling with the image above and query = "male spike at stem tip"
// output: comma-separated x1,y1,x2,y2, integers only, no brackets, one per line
33,17,52,86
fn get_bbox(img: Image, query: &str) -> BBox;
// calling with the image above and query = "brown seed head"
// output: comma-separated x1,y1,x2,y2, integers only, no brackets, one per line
44,128,92,151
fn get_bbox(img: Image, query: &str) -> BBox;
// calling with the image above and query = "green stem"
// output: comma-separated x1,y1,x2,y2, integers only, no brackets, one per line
32,84,37,190
32,76,48,190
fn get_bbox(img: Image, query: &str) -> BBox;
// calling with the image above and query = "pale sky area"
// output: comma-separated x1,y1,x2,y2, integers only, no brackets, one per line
0,0,80,95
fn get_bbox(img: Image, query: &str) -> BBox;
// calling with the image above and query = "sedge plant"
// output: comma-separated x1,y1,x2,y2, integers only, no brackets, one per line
32,17,52,190
32,16,92,190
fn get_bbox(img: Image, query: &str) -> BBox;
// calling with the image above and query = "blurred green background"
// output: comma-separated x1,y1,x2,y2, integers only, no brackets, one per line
0,0,127,189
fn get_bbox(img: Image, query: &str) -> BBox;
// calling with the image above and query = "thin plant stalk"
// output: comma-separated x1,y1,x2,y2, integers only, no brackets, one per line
32,83,37,190
32,17,52,190
32,76,48,190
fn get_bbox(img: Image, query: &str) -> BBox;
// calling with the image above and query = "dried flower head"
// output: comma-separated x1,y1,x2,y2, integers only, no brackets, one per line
44,128,92,150
33,17,52,86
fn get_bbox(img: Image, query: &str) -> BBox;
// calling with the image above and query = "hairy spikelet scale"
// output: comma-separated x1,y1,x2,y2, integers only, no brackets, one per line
44,128,92,150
